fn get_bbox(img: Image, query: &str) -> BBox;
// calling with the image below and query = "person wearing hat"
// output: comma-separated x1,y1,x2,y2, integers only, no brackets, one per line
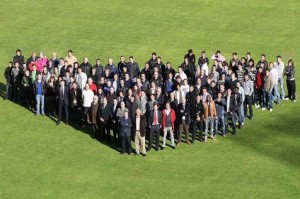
120,110,132,155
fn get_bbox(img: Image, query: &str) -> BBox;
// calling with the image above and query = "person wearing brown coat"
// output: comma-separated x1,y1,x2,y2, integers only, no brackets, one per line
203,95,217,142
90,96,99,138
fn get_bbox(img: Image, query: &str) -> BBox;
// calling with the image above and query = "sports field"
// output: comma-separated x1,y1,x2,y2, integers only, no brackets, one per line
0,0,299,198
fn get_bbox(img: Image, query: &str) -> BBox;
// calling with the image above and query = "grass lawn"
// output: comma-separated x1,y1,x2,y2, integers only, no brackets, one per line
0,0,299,198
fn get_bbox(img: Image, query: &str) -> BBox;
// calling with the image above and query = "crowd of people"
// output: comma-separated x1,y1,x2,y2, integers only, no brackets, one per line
3,49,296,156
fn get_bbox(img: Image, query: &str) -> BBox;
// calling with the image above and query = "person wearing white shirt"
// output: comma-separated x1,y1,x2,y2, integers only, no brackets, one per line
270,62,279,103
274,56,285,102
82,84,94,125
180,79,190,98
75,67,87,90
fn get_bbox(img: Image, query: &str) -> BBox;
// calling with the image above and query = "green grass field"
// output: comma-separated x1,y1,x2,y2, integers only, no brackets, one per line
0,0,299,198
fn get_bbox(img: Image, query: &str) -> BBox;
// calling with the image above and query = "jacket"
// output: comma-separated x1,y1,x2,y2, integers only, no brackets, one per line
120,117,132,137
177,103,191,125
33,80,47,95
203,101,217,119
134,114,147,137
148,110,162,126
161,108,176,129
90,101,99,124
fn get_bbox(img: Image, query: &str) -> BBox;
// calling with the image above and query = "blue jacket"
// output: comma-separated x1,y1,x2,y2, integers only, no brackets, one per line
214,98,226,117
120,117,132,137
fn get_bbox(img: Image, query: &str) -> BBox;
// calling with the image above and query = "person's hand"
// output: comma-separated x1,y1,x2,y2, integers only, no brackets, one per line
100,118,104,122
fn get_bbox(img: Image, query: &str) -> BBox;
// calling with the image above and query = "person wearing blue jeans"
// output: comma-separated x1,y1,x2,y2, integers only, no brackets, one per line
33,73,46,115
224,89,237,135
262,69,274,111
274,56,285,101
214,92,226,136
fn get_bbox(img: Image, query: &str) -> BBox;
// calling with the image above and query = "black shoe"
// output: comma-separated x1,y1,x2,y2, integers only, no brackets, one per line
161,147,165,150
120,152,124,155
146,148,151,152
56,121,60,126
155,148,159,151
171,146,176,149
141,153,146,157
191,140,194,144
249,116,253,120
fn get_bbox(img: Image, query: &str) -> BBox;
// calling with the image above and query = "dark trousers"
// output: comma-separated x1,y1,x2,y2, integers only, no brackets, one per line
110,121,118,142
191,118,203,141
148,125,160,150
58,100,69,123
178,121,190,143
287,79,296,100
257,87,263,106
225,112,236,134
122,136,132,154
12,84,20,103
91,123,99,138
4,81,11,99
100,122,110,141
71,105,81,124
244,95,253,118
83,107,90,124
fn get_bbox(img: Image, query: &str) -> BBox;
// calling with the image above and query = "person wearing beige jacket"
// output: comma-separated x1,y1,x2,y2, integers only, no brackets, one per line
203,95,217,142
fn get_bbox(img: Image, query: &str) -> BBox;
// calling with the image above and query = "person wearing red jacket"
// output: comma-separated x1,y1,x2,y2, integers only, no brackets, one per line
255,67,264,108
161,102,176,149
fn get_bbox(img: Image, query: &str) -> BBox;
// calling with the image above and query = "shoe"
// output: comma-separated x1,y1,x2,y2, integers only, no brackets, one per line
146,148,151,152
155,148,159,151
204,136,207,142
284,97,289,100
141,153,146,157
262,107,266,110
233,129,236,135
176,142,181,146
128,152,131,155
161,146,165,150
270,109,273,112
187,141,191,145
294,100,296,102
171,146,176,149
249,116,253,120
241,123,244,126
222,134,226,137
65,122,69,125
56,121,60,126
191,140,194,144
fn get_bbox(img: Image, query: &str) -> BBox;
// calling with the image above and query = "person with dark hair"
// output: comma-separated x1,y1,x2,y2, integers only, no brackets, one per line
110,98,119,143
147,103,162,151
70,81,82,124
177,97,191,145
161,102,176,149
13,49,25,65
94,59,104,77
184,49,195,66
274,55,285,101
211,50,225,62
99,97,111,141
284,59,296,102
190,95,203,143
90,95,99,138
120,110,132,155
3,61,13,100
203,95,217,141
255,67,264,108
148,52,158,69
215,92,226,137
256,54,268,70
225,88,237,135
229,52,239,67
181,57,196,83
243,74,254,120
140,62,153,81
117,56,127,76
65,50,77,67
11,62,22,103
246,52,254,67
262,69,274,111
56,80,70,125
127,56,140,83
21,69,33,109
33,73,46,116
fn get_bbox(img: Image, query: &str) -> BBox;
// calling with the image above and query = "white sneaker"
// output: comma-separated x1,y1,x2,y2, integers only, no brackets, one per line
255,104,260,108
242,123,244,126
284,98,289,100
270,109,273,112
262,107,266,110
294,100,296,102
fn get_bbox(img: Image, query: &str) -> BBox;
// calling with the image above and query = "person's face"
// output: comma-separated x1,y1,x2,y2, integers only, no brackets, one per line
43,67,47,72
190,87,194,92
68,52,72,57
168,73,173,79
261,56,265,61
93,96,98,103
266,71,270,76
110,88,114,93
108,58,113,64
88,78,92,84
227,89,232,95
114,99,118,105
17,51,21,56
84,58,88,63
103,98,107,104
277,57,281,62
167,63,171,68
141,74,145,80
121,102,125,108
60,80,65,86
202,52,206,57
25,70,29,76
32,53,36,58
129,58,133,63
166,103,170,109
73,83,77,88
152,54,156,59
124,111,128,118
85,84,89,90
96,60,100,65
120,57,124,62
52,52,56,57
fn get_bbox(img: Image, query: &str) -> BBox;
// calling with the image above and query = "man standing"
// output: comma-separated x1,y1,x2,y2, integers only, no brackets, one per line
262,69,274,111
82,84,94,126
120,110,132,155
215,92,226,137
147,103,162,151
99,97,111,141
243,74,254,119
3,62,13,100
33,73,46,116
274,55,285,101
134,109,147,156
57,80,70,125
225,89,237,135
203,95,217,141
177,97,191,145
127,56,140,83
161,102,176,149
65,50,77,67
13,49,25,65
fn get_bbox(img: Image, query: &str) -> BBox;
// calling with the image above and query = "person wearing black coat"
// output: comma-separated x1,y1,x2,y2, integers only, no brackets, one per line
224,89,237,134
191,95,204,143
13,49,25,65
177,97,191,145
80,57,92,76
147,103,162,151
110,98,119,143
98,97,111,141
3,62,13,100
56,80,70,125
120,110,132,155
70,82,82,124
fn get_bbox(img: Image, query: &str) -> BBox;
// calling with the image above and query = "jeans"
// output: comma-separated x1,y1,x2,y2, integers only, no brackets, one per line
263,90,273,109
215,115,225,135
36,94,45,115
244,95,253,118
204,117,214,137
163,127,175,147
225,112,236,132
274,84,281,103
5,81,11,99
278,77,285,99
236,105,245,124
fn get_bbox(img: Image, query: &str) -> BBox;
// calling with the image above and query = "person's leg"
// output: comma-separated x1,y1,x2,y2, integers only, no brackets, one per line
268,92,273,110
170,128,175,147
248,96,253,118
204,118,209,141
162,128,168,148
275,84,280,103
231,114,236,134
178,123,183,144
286,80,291,99
262,90,267,109
278,77,285,99
41,95,45,115
135,131,140,154
209,118,214,138
141,135,146,155
126,136,132,154
191,119,196,142
214,117,219,137
121,135,126,154
148,126,154,150
4,81,10,99
290,79,296,100
36,95,41,115
183,121,190,144
220,116,226,136
155,127,160,149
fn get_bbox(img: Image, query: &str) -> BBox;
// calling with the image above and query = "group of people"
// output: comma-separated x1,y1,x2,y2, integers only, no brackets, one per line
3,49,296,156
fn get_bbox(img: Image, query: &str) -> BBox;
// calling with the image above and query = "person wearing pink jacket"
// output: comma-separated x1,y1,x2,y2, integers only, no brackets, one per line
36,51,48,72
